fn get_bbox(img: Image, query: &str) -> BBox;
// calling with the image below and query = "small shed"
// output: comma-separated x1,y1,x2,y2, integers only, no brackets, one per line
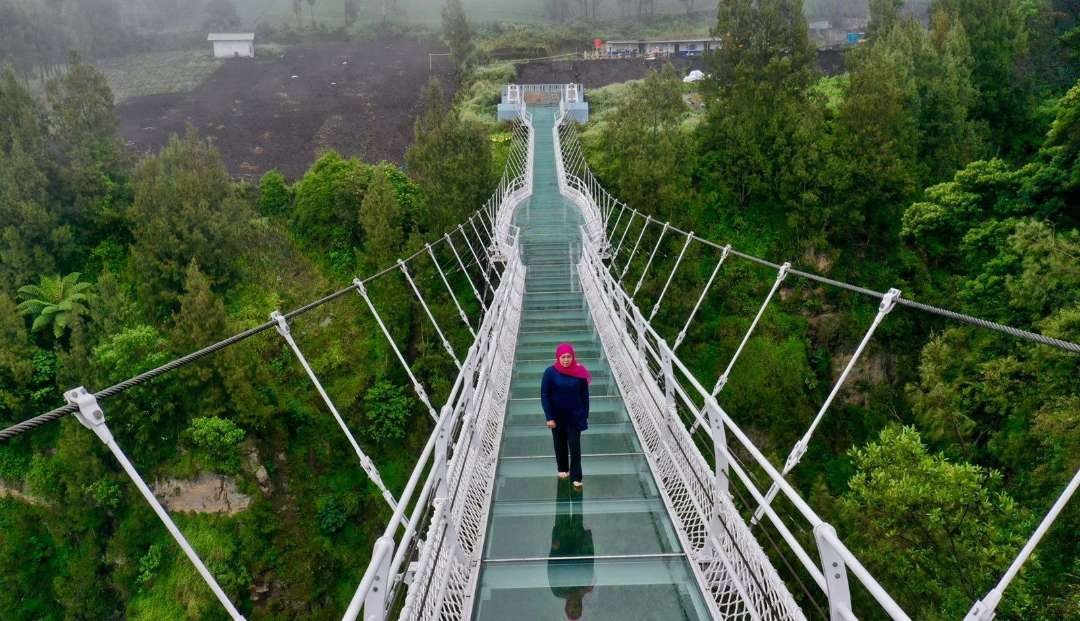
208,33,255,59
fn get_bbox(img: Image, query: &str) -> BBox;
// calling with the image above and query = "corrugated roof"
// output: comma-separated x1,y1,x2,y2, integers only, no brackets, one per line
208,33,255,41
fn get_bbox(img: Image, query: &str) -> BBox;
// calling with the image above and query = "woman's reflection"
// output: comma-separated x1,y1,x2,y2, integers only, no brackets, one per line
547,480,594,619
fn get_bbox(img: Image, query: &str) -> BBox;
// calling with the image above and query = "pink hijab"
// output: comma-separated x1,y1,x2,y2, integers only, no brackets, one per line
554,343,592,384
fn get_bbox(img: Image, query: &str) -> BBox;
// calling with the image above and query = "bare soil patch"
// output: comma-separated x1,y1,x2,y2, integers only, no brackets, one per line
116,38,456,180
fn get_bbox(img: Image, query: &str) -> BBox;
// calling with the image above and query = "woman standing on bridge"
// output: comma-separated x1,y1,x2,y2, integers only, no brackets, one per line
541,343,591,489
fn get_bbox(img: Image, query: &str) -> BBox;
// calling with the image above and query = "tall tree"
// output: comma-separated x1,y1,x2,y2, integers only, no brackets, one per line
360,165,405,269
828,23,920,246
0,68,59,293
45,52,125,236
129,127,247,316
441,0,474,77
839,426,1034,618
290,150,371,259
406,79,493,233
933,0,1042,155
596,66,691,221
699,0,823,241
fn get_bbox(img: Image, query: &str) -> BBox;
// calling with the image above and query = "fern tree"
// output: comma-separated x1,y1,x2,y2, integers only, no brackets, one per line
16,272,93,339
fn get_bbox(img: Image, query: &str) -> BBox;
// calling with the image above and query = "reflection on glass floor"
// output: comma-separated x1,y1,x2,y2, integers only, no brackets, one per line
471,106,710,620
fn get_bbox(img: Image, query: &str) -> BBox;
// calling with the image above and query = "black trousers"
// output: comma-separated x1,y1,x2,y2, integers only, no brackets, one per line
552,424,583,481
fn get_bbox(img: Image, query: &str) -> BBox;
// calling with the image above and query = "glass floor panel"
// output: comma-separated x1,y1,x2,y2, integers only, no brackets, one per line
500,423,641,457
473,557,711,621
484,492,682,559
494,454,659,502
471,105,708,619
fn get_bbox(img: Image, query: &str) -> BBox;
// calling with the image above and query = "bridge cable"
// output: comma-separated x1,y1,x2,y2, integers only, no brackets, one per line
688,262,790,434
399,259,463,370
270,311,399,513
427,243,477,338
632,221,669,298
672,246,730,352
648,229,695,321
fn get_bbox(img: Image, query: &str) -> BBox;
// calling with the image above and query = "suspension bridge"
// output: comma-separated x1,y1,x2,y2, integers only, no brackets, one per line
2,85,1078,621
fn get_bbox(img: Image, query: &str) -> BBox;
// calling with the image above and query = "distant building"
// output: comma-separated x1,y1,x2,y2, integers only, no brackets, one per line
208,33,255,59
603,37,722,59
808,18,870,48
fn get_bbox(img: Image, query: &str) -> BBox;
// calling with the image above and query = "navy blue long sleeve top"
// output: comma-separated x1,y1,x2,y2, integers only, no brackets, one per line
540,366,590,431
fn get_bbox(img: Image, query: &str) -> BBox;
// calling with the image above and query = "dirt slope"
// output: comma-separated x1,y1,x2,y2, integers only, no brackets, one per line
116,38,456,180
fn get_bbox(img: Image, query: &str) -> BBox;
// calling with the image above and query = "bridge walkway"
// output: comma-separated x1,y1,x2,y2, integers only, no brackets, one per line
471,107,711,620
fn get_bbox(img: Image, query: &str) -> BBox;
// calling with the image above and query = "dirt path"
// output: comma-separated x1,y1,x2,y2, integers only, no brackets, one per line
116,37,457,180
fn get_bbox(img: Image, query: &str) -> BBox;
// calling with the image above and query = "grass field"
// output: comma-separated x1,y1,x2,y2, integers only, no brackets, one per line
95,49,224,102
95,44,288,103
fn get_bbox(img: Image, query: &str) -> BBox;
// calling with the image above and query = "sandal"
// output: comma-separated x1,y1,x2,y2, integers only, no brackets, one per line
572,481,583,489
557,472,570,479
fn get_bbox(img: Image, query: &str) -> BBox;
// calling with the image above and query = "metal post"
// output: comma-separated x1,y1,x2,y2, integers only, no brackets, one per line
362,536,395,621
751,288,901,524
649,230,694,321
354,279,440,421
270,312,398,512
815,523,854,621
399,260,462,370
64,387,246,621
704,395,730,494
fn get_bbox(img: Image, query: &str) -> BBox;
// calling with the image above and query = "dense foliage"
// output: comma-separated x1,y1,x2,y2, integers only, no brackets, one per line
0,36,496,617
579,0,1079,616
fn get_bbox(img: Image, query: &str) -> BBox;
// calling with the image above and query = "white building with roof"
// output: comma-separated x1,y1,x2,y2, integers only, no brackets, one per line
208,33,255,59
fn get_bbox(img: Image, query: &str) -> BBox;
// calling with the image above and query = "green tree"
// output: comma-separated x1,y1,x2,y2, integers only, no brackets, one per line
168,259,231,420
16,272,94,340
827,23,920,246
45,51,125,236
840,426,1033,618
361,380,411,442
186,416,245,473
257,169,291,217
360,165,405,269
129,127,248,315
0,68,60,293
933,0,1042,154
595,66,691,221
699,0,824,241
291,150,371,270
441,0,474,77
406,79,493,233
0,293,36,420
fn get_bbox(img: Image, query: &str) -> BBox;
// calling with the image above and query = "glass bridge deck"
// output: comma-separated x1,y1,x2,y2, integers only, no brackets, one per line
471,107,711,620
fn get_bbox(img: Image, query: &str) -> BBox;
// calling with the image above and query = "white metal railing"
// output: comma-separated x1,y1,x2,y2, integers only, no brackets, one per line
342,104,533,621
491,102,532,254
